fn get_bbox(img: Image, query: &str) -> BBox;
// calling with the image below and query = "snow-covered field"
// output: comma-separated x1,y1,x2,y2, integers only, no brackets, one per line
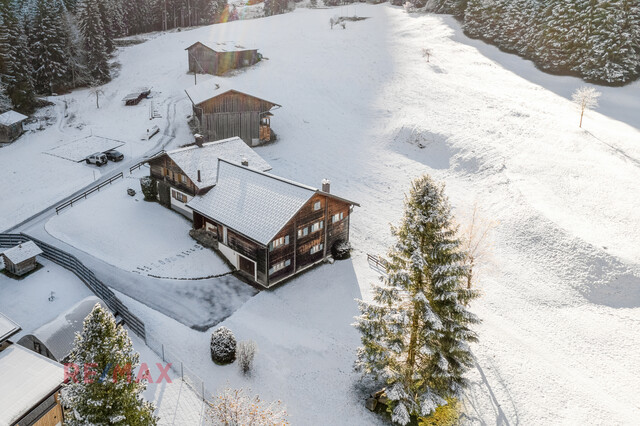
46,171,231,279
4,3,640,424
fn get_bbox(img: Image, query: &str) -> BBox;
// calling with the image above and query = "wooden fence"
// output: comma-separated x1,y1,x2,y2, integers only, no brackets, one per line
0,233,146,339
55,172,124,215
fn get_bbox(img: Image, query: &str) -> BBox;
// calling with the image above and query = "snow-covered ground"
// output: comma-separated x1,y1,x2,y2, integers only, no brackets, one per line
3,3,640,424
46,171,230,279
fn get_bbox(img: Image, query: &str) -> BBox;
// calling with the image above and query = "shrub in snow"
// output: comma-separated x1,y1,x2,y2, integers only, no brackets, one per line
208,387,288,425
210,326,236,364
237,340,257,375
139,176,157,201
331,240,351,260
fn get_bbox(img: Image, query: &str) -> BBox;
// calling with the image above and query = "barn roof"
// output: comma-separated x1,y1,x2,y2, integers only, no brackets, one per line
187,160,359,245
0,312,21,344
164,137,272,189
185,41,257,53
0,345,63,426
1,241,43,264
0,110,28,126
24,296,104,362
184,79,281,108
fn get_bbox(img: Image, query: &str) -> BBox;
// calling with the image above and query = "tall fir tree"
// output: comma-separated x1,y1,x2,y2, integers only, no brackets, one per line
77,0,109,84
0,1,37,112
0,78,11,112
354,175,479,425
61,304,158,425
31,0,71,94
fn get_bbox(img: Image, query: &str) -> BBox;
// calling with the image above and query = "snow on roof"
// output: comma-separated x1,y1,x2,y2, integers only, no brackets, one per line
188,160,318,245
0,312,21,343
166,137,272,188
27,296,103,362
184,79,280,108
186,41,257,53
0,345,64,425
1,241,43,264
0,110,28,126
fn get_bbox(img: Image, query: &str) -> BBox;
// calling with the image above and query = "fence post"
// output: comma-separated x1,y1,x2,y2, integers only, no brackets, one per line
202,382,205,401
162,344,165,362
181,362,183,380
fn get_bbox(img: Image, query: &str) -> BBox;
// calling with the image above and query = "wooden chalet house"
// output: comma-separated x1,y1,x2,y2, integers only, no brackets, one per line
0,241,43,277
185,41,260,76
147,136,272,218
187,160,359,288
0,110,28,143
0,314,65,426
185,80,280,146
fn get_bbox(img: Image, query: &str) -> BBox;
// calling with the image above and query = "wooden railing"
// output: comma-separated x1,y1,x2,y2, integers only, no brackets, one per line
129,149,165,174
55,172,123,215
367,253,389,274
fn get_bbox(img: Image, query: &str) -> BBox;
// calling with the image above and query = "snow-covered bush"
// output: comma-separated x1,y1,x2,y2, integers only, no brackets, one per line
139,176,157,201
403,2,416,13
210,326,236,364
208,387,288,425
331,240,351,260
237,340,257,375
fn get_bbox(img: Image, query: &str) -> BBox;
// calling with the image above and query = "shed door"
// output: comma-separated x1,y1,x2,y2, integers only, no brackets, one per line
238,255,255,278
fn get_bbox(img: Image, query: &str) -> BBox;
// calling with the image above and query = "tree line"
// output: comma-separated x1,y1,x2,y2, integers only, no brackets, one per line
0,0,230,114
426,0,640,85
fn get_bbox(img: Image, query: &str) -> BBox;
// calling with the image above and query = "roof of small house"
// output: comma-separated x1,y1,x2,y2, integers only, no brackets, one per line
187,160,359,245
184,79,280,108
22,296,104,362
185,41,257,53
1,241,43,264
0,110,28,126
0,345,64,425
0,312,21,344
163,137,272,189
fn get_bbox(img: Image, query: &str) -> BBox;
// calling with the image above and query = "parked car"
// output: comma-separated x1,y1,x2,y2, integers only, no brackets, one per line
105,149,124,162
85,152,107,166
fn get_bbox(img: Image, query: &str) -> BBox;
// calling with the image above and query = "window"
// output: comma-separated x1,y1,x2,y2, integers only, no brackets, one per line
269,259,291,274
332,212,344,223
310,243,324,255
313,201,322,211
270,235,290,251
310,221,324,233
297,227,309,238
181,174,188,184
171,190,188,203
34,342,41,354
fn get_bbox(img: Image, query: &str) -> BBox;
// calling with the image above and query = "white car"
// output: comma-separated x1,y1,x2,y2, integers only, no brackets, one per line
85,152,107,166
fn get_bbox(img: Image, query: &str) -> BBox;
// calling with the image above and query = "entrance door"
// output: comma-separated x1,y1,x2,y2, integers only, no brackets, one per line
238,255,255,279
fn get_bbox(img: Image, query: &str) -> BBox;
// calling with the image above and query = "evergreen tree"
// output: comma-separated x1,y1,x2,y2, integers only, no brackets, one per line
0,1,37,112
61,304,158,425
31,0,71,94
354,175,479,425
0,78,11,112
77,0,110,84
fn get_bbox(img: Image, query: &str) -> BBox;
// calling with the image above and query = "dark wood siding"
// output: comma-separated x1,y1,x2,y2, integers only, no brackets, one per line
148,155,199,195
187,44,259,76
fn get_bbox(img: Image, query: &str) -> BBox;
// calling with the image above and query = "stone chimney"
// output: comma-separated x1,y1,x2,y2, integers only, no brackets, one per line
241,157,249,167
194,134,204,147
322,179,331,193
197,170,201,183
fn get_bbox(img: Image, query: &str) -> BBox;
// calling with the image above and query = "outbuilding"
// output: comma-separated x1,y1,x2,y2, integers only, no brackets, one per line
0,110,28,143
185,41,260,76
0,241,43,277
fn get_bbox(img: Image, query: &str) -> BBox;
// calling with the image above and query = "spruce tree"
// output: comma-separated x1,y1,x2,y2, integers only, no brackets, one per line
0,78,11,112
61,304,158,425
354,175,480,425
77,0,110,84
31,0,71,94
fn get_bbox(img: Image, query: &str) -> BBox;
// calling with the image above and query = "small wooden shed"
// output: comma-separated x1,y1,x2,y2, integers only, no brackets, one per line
0,110,28,143
0,241,43,277
185,42,260,76
122,87,151,106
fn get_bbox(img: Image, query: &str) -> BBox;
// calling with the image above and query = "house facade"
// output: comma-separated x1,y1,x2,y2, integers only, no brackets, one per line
185,81,280,146
147,136,272,218
188,160,358,287
185,41,260,76
0,110,28,143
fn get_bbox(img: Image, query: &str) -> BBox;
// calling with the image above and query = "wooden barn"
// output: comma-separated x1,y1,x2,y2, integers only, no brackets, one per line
185,80,281,146
1,241,42,277
121,87,151,106
185,41,261,76
0,110,28,143
187,160,359,288
147,136,272,218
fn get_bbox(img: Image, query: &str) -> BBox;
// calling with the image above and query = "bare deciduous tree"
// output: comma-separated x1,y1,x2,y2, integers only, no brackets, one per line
88,86,104,109
208,387,288,426
237,340,257,375
571,86,601,128
458,203,496,290
422,48,432,62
